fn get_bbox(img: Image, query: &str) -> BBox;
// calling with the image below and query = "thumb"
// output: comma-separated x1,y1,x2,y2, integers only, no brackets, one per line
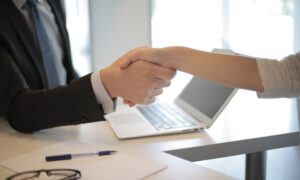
119,46,150,69
119,57,134,69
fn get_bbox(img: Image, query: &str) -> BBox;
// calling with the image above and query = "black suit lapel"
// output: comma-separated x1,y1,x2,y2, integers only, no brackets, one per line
0,1,48,86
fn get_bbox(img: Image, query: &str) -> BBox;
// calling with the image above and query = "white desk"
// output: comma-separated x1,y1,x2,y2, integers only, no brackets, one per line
0,120,234,180
0,90,298,180
165,90,299,180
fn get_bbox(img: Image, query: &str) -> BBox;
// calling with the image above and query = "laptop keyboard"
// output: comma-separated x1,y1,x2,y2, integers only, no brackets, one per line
137,103,197,131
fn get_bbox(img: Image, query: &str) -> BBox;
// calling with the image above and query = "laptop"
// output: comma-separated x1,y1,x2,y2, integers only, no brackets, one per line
105,76,237,139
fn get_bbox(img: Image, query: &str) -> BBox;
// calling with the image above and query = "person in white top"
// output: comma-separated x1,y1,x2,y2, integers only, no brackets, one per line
119,46,300,99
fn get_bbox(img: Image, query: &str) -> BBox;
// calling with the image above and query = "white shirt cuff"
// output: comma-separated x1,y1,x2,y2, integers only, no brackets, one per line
91,71,115,113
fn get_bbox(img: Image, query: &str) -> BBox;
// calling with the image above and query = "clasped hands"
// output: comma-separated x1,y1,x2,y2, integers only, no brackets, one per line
100,47,173,107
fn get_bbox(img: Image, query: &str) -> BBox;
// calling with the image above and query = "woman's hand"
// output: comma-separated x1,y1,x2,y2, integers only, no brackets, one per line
119,46,171,69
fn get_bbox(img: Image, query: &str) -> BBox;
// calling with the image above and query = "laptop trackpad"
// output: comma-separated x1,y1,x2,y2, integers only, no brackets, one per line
106,111,156,139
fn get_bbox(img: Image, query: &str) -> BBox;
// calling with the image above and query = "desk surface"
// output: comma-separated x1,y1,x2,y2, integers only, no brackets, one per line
0,90,299,179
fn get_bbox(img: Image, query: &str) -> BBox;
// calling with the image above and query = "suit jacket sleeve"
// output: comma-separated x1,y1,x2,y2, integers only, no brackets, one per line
0,48,104,133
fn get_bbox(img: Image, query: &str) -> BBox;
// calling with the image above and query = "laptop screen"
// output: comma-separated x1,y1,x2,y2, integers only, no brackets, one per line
175,76,236,127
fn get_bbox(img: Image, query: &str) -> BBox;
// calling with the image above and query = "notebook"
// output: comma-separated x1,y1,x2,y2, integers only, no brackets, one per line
105,76,237,139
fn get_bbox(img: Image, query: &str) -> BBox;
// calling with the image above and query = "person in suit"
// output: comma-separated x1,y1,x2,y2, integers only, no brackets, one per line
120,46,300,98
0,0,175,133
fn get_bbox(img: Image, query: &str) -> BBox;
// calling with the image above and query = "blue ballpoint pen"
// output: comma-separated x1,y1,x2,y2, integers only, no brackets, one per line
45,150,117,162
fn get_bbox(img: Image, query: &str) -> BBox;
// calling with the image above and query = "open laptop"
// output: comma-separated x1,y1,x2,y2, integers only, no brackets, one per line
105,76,237,139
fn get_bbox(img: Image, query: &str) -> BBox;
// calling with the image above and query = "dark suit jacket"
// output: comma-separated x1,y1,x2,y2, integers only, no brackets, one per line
0,0,104,133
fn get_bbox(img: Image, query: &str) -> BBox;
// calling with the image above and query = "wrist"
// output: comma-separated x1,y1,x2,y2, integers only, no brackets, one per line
100,67,118,98
161,47,175,68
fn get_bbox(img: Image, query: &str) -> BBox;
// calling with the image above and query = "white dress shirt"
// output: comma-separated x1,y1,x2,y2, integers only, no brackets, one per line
13,0,114,113
257,52,300,98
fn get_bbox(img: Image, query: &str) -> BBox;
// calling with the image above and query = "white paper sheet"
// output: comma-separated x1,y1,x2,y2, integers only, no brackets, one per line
0,140,167,180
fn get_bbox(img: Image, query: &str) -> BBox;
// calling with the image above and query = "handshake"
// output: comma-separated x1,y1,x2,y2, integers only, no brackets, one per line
100,47,175,107
100,46,250,107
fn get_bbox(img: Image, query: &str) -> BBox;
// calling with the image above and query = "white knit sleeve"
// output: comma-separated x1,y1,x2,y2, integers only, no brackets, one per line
256,52,300,98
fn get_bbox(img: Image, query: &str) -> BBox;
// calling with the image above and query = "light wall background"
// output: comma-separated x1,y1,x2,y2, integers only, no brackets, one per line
294,0,300,51
89,0,151,71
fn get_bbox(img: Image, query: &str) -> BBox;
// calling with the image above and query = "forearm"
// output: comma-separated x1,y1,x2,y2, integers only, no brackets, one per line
7,75,103,133
0,49,103,132
161,46,264,92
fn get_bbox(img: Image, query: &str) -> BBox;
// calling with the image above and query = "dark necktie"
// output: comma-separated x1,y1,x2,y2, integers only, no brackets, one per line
27,0,60,89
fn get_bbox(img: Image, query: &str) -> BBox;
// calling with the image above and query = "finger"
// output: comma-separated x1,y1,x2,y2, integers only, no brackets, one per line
144,96,156,105
124,99,133,105
152,79,171,88
123,99,136,107
123,99,129,104
128,102,136,107
148,88,163,97
151,65,177,81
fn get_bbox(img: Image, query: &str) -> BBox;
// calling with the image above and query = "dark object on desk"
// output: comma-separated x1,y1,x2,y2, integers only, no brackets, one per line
46,150,118,162
6,168,81,180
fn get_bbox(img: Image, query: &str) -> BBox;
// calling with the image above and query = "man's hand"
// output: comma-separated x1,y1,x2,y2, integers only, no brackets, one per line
101,59,176,105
